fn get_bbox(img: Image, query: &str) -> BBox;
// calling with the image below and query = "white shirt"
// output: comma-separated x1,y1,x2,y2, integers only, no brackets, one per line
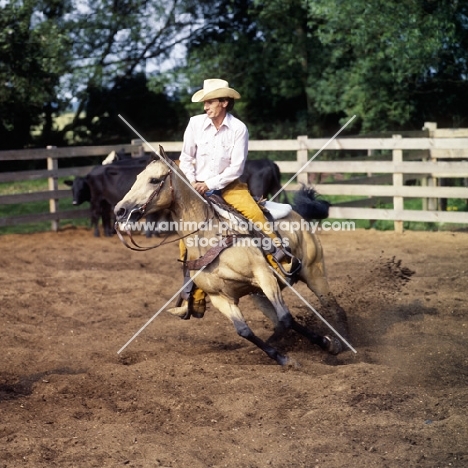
179,113,249,190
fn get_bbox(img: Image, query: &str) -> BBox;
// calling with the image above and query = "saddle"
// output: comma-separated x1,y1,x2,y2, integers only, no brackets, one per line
184,193,297,275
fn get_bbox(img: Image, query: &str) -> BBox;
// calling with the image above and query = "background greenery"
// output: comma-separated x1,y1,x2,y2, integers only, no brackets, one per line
1,0,467,234
1,0,467,150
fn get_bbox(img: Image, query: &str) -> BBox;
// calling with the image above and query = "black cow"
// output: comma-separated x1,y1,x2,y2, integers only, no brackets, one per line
241,159,289,203
65,163,147,236
66,162,171,237
65,154,157,236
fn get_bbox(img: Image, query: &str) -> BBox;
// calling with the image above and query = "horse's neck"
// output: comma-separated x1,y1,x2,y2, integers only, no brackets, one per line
172,177,212,236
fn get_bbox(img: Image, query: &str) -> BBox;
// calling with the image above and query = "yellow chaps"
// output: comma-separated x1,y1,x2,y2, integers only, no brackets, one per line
179,179,283,304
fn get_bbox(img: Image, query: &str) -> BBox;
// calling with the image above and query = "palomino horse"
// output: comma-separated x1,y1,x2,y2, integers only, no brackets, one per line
114,152,350,365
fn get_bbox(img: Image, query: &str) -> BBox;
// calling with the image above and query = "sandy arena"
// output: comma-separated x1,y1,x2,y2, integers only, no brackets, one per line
1,227,467,467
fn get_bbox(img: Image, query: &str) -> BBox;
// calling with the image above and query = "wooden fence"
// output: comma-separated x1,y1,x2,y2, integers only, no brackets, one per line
1,128,468,233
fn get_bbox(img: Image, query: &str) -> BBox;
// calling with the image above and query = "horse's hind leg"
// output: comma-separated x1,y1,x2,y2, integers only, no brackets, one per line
249,292,290,342
250,293,342,355
209,295,289,366
290,319,342,355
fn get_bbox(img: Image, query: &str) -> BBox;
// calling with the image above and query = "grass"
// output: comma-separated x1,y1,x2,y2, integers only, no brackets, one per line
0,178,91,235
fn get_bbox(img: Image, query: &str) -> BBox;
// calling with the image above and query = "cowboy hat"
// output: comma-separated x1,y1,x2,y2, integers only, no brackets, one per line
191,79,241,102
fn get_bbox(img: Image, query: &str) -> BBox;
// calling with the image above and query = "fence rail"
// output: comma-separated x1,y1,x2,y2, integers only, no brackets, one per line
1,132,468,232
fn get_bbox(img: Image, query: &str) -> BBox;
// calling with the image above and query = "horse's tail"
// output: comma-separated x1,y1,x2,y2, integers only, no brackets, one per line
292,186,330,221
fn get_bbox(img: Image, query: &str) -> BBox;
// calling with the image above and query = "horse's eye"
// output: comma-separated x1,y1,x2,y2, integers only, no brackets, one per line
149,177,161,184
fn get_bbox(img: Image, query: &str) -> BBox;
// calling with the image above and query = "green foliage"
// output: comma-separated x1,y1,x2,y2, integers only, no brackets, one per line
178,0,468,135
174,0,318,138
60,0,212,144
0,0,71,149
305,0,465,131
1,0,468,147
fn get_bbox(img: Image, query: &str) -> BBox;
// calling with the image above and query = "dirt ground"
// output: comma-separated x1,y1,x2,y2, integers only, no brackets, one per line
1,226,467,468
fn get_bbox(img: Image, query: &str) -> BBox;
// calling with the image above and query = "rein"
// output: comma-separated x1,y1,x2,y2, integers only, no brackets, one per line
115,170,214,252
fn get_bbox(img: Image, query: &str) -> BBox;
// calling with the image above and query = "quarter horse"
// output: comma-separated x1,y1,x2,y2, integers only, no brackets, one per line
114,151,350,365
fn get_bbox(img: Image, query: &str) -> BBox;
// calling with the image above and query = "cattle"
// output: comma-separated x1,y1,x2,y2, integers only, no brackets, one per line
240,159,289,203
102,154,289,203
103,155,287,202
65,163,144,236
65,153,157,236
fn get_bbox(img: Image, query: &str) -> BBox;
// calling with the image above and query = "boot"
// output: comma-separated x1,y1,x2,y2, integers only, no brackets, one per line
167,286,206,320
167,298,206,319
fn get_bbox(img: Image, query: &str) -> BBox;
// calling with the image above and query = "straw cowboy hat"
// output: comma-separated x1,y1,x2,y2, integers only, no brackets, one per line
191,79,241,102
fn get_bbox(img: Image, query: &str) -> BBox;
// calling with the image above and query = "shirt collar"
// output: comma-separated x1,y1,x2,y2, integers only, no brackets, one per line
203,113,232,130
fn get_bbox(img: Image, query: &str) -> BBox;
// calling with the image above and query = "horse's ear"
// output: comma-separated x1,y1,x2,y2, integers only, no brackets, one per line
150,152,159,162
159,145,169,161
159,145,176,167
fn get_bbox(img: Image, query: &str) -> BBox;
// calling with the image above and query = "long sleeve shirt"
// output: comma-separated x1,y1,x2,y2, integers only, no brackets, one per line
179,113,249,190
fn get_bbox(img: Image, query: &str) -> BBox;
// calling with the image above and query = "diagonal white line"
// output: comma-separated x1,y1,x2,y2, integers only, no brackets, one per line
118,114,208,205
268,266,357,353
269,114,357,201
117,266,207,354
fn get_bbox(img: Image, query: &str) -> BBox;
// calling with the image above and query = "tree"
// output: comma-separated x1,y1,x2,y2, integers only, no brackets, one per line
1,0,216,148
0,0,70,149
83,73,183,144
305,0,466,131
60,0,214,144
175,0,340,138
179,0,468,135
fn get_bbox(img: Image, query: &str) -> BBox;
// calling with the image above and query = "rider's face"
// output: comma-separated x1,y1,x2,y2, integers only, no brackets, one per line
203,99,228,122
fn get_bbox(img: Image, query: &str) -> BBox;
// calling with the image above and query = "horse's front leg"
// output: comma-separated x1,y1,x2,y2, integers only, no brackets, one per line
208,295,289,366
304,263,350,341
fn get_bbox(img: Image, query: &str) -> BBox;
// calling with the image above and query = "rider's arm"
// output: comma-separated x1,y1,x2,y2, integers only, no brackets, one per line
179,118,197,184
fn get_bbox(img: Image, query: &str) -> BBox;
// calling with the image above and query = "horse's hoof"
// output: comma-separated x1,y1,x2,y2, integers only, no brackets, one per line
324,335,343,355
276,353,289,366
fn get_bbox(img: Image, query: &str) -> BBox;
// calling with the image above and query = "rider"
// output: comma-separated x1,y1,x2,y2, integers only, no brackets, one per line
168,78,298,318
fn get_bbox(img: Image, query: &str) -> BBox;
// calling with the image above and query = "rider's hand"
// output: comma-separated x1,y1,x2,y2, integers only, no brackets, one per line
192,182,209,194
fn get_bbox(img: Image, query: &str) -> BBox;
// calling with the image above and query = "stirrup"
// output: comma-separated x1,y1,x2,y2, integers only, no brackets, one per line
168,262,195,319
271,248,302,278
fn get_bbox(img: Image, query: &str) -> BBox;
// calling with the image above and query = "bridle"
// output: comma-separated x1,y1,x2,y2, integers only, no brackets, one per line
115,168,212,251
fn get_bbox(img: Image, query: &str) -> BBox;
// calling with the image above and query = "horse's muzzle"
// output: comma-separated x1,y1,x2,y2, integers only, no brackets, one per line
115,206,144,224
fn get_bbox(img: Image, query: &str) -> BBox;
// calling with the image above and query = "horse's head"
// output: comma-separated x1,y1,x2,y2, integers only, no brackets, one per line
114,157,173,226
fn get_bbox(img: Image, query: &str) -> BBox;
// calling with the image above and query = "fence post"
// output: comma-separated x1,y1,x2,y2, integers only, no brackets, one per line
297,135,308,186
47,146,59,232
131,138,145,157
392,135,404,233
422,122,438,210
